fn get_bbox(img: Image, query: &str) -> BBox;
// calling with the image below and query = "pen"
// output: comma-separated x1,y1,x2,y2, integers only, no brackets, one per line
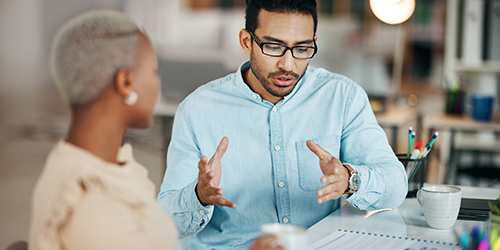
407,127,413,159
406,132,415,160
478,237,489,250
407,140,423,173
460,231,471,250
471,225,482,249
419,144,431,159
406,140,424,186
453,227,471,250
428,132,439,148
408,133,439,185
418,132,439,159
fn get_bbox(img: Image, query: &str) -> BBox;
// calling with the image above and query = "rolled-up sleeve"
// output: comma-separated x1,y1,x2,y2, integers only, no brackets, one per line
340,84,408,210
157,105,214,238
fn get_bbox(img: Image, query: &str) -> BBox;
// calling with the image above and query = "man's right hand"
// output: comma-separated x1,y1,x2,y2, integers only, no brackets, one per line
248,235,283,250
196,136,236,208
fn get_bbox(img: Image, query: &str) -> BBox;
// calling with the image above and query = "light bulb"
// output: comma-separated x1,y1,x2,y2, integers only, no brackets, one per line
370,0,415,25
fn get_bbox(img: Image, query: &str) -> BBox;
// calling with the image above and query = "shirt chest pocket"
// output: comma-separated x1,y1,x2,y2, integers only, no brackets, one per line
295,135,341,191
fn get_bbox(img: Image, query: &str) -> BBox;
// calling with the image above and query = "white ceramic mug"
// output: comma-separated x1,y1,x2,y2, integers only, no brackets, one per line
260,223,307,250
417,185,462,230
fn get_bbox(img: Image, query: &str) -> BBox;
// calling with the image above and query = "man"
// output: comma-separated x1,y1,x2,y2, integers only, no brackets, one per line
158,0,407,249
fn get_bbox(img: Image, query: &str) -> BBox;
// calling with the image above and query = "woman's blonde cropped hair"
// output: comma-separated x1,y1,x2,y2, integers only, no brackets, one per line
50,9,142,107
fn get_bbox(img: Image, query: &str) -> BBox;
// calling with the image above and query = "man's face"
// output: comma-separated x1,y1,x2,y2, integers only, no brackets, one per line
245,10,316,103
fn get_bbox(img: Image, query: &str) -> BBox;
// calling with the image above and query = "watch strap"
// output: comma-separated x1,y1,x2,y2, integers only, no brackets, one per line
343,164,358,194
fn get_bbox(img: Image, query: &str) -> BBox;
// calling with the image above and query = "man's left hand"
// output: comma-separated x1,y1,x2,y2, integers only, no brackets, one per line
306,140,349,204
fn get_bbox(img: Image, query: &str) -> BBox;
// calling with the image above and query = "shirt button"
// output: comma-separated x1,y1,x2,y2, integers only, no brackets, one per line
283,217,289,223
272,107,277,112
252,94,257,99
275,145,281,151
199,210,205,215
278,182,284,187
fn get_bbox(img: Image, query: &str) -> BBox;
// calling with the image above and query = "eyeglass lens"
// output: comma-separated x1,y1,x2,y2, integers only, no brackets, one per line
249,30,316,59
262,44,315,59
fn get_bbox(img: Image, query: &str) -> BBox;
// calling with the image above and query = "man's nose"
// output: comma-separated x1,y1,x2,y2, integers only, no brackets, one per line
277,49,295,72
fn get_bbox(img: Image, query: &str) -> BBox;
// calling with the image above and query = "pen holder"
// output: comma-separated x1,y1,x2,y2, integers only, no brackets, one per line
397,154,426,198
445,90,464,115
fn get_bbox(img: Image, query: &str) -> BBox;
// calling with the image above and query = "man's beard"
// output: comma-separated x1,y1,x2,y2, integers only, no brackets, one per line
249,55,306,98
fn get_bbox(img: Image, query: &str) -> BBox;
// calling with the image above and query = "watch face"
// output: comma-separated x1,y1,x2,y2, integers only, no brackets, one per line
350,173,361,190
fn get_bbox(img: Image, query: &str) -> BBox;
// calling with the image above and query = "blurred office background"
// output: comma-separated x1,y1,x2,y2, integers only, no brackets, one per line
1,0,499,248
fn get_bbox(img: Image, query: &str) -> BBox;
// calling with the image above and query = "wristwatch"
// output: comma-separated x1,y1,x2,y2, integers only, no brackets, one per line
343,164,360,194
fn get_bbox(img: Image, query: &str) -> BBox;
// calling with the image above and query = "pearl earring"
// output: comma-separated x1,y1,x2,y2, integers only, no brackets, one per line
124,92,138,106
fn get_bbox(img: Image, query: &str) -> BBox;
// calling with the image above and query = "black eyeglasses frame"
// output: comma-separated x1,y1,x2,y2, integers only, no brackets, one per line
247,30,318,59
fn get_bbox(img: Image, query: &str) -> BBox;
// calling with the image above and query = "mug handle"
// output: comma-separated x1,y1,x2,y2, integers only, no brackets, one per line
417,189,423,206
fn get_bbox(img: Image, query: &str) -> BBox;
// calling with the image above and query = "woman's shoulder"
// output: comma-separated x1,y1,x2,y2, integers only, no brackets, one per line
30,142,169,250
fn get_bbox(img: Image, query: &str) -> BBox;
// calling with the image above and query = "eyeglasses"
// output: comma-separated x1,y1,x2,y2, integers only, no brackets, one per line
247,30,318,59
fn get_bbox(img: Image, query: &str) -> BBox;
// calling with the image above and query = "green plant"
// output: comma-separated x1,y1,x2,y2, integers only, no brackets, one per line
490,195,500,216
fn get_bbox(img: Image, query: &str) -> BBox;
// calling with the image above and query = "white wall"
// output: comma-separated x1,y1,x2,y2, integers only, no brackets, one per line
0,0,44,92
0,0,123,94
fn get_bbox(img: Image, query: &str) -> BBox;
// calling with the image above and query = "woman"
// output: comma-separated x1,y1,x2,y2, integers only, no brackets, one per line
28,9,177,250
28,9,280,250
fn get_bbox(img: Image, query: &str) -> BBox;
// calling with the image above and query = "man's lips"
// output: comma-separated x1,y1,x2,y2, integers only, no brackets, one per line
273,75,295,86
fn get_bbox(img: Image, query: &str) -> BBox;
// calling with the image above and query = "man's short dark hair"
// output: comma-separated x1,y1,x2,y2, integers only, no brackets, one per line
245,0,318,35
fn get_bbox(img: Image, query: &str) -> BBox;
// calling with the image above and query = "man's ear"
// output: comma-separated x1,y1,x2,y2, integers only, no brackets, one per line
239,29,252,56
314,34,318,43
114,68,134,98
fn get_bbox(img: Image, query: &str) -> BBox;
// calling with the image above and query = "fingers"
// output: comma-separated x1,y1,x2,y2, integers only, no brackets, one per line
306,140,331,161
307,140,342,176
256,235,278,246
201,187,236,208
317,183,345,204
210,136,228,164
197,181,237,208
249,236,283,250
320,172,344,184
213,196,237,209
197,137,236,208
198,156,209,172
197,152,236,208
316,163,350,204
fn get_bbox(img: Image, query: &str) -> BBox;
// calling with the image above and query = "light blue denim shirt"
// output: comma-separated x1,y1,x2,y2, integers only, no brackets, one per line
158,61,407,249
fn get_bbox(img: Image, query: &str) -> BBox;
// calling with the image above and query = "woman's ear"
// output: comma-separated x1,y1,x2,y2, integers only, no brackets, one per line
239,29,252,56
114,68,134,98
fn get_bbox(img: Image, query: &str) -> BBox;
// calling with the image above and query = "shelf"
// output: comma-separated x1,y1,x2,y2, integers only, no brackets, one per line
455,61,500,73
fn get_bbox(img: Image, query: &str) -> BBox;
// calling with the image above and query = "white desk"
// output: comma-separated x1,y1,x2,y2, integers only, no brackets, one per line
306,186,500,245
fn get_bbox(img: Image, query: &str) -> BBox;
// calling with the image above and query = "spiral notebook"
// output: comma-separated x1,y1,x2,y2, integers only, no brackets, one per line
308,229,461,250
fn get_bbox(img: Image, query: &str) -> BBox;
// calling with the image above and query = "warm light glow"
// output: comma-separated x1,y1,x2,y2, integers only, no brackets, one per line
370,0,415,25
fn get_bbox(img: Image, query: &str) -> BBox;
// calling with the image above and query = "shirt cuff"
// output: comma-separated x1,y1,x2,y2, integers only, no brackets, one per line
343,163,373,209
183,181,213,230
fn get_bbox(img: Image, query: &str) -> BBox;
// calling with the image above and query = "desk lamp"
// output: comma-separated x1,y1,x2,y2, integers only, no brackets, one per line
369,0,415,100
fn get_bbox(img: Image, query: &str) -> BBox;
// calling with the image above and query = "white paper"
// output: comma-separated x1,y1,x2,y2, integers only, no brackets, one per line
308,230,461,250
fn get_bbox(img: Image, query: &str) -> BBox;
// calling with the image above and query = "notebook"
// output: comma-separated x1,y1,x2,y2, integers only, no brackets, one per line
308,229,461,250
458,198,495,221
